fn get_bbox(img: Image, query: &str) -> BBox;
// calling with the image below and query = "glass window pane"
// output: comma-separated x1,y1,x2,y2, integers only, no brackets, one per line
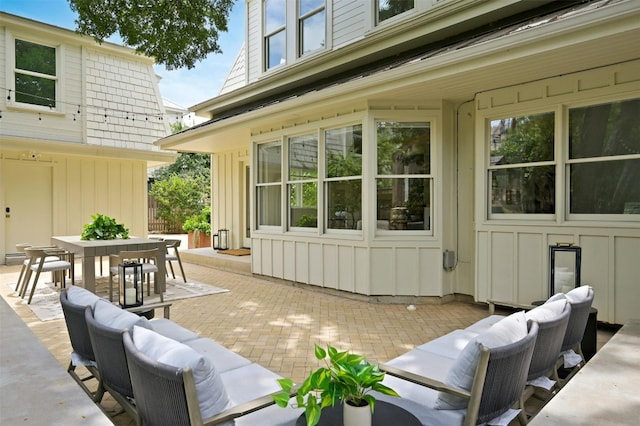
258,144,281,183
301,10,325,54
377,122,430,175
327,180,361,230
265,0,286,33
490,113,554,165
289,182,317,227
570,159,640,214
266,30,286,69
15,39,56,76
378,0,414,23
326,125,362,178
569,99,640,159
289,134,318,180
490,166,555,214
257,185,281,226
299,0,323,16
376,178,430,230
15,73,56,107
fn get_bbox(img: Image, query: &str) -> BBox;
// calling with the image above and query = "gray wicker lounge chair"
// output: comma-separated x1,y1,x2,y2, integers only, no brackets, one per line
60,290,105,403
379,320,539,426
122,329,284,426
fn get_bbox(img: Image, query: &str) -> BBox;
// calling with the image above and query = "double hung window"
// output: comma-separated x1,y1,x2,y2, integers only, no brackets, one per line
376,121,431,231
14,38,57,108
298,0,325,56
264,0,286,70
377,0,414,24
288,134,318,229
257,143,282,227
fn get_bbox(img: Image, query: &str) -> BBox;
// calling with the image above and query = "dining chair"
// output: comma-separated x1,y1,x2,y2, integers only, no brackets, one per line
20,247,74,304
164,239,187,283
108,249,160,302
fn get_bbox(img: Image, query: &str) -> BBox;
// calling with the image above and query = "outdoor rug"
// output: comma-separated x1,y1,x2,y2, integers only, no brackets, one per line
7,277,228,322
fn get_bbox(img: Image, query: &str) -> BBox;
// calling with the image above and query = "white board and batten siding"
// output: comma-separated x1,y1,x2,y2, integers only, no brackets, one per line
474,61,640,324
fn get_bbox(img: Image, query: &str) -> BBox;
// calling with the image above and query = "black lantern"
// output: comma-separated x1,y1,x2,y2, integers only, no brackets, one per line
214,229,229,250
119,261,143,308
549,243,581,297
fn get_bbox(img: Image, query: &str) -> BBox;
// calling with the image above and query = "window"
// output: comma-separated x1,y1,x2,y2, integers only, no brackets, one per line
376,121,431,231
299,0,325,56
377,0,414,23
264,0,286,70
257,143,282,227
326,125,362,230
288,134,318,229
14,39,57,108
569,99,640,215
489,112,555,215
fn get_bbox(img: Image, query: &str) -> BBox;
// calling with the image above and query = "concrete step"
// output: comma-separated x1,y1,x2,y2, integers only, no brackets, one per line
180,248,252,276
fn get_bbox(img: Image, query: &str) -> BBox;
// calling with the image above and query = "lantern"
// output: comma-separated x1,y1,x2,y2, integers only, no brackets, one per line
214,229,229,250
549,243,581,297
119,261,143,308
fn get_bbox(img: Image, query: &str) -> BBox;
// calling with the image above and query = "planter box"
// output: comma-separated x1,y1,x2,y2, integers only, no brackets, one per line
187,232,212,249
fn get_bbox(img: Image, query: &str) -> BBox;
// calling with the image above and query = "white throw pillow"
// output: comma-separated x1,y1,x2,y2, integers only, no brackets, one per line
546,292,567,303
93,299,149,330
132,325,232,419
66,285,100,308
565,285,593,304
436,311,528,409
526,299,568,322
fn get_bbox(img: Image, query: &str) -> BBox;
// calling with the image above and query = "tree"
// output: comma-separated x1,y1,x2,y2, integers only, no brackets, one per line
150,175,207,231
69,0,234,69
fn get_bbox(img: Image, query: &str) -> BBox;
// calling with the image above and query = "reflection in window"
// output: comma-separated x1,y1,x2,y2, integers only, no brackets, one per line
15,39,56,107
257,143,282,226
376,122,431,231
378,0,414,23
326,125,362,230
299,0,325,56
569,99,640,214
289,134,318,229
489,113,555,214
264,0,286,69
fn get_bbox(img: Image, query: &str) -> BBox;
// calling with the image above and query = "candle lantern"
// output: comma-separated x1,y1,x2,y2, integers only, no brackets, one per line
119,261,144,308
549,243,581,297
214,228,229,250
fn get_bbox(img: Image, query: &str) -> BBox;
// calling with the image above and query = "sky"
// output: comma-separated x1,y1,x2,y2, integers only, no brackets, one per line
1,0,246,109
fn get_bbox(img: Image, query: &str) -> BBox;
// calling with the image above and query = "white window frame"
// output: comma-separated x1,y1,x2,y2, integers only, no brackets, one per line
287,131,320,233
297,0,326,57
255,140,284,231
263,0,287,71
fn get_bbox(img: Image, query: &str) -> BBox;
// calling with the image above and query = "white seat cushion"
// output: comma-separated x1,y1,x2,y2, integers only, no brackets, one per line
417,329,479,360
219,363,282,406
32,260,71,272
148,318,199,343
132,325,232,419
109,263,158,275
185,338,252,373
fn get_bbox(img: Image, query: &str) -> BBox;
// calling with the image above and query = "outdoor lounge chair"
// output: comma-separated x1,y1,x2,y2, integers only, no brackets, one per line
122,328,286,426
60,289,105,403
378,320,539,426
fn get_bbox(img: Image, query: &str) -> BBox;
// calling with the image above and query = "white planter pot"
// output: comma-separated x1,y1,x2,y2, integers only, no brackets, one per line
343,402,372,426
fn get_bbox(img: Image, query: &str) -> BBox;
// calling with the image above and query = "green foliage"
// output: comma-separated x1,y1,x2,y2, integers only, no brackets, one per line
273,344,399,426
182,206,211,236
295,214,317,228
150,175,207,231
81,213,129,240
69,0,234,69
153,152,210,182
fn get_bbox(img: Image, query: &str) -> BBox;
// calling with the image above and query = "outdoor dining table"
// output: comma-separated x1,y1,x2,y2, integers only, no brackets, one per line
51,236,166,295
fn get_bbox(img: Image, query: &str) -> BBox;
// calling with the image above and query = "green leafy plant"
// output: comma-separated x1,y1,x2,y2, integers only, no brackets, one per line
273,344,399,426
182,206,212,236
80,213,129,240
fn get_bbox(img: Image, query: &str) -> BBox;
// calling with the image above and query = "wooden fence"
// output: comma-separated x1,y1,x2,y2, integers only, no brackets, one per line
148,195,183,233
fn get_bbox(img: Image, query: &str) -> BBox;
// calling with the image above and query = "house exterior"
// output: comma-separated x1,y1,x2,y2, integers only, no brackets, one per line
0,12,176,262
158,0,640,324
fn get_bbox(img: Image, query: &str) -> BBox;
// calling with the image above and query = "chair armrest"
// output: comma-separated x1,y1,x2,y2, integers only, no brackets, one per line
379,363,471,400
203,391,296,425
125,302,172,319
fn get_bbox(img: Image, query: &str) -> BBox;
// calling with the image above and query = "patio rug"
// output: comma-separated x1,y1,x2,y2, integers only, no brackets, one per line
7,277,228,322
218,249,251,256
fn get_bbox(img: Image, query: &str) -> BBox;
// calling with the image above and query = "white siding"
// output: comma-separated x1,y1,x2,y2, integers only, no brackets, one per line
246,0,262,83
333,0,366,47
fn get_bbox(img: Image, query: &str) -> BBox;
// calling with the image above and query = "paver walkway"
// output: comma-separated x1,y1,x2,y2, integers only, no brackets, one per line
0,260,612,425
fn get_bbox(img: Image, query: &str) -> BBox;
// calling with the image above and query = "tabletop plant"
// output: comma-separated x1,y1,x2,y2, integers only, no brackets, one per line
80,213,129,240
273,344,399,426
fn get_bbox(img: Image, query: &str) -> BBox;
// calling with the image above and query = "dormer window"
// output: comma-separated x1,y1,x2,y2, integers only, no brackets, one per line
298,0,325,56
377,0,414,24
264,0,286,70
14,39,57,108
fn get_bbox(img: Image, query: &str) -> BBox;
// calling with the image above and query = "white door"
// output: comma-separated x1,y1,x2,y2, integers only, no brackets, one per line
3,161,53,254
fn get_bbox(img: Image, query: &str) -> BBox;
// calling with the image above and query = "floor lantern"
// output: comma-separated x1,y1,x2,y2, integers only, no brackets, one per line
119,261,143,308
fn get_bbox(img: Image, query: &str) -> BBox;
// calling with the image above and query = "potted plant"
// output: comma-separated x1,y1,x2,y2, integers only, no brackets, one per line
81,213,129,240
273,344,399,426
182,206,211,248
